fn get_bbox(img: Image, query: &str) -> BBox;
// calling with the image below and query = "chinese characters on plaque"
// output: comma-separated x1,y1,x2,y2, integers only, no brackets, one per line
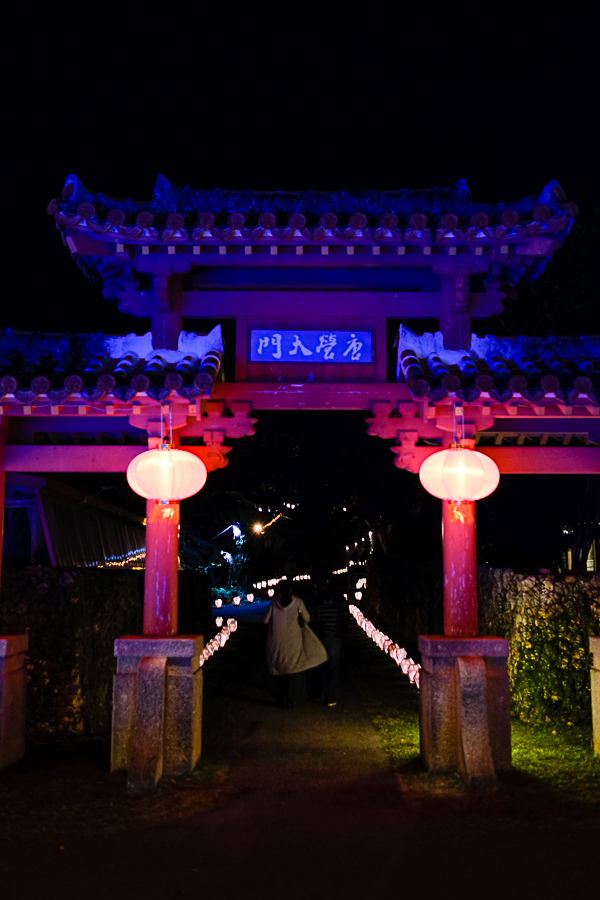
250,330,373,363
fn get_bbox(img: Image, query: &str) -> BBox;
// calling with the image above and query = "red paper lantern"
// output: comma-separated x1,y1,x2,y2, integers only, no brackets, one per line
127,445,207,501
419,447,500,501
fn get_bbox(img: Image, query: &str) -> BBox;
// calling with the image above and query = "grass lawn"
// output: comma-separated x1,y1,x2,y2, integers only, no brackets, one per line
345,619,600,823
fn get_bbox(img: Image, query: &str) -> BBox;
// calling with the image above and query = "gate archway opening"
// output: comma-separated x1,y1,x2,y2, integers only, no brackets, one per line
1,174,598,787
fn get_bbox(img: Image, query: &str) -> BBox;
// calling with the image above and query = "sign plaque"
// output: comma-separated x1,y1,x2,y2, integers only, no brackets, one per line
250,330,373,363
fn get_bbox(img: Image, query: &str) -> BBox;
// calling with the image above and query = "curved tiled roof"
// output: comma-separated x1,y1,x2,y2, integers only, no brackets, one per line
398,328,600,405
48,174,577,244
0,328,223,403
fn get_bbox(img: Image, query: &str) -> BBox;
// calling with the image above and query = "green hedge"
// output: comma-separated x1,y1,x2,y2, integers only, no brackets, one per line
0,567,213,739
363,556,600,726
479,569,600,726
0,568,143,738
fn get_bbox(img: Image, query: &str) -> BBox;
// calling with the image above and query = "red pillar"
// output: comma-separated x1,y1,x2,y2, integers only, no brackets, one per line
143,500,180,636
442,499,478,637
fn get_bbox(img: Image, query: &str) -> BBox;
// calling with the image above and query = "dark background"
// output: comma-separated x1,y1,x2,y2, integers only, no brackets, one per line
3,7,599,576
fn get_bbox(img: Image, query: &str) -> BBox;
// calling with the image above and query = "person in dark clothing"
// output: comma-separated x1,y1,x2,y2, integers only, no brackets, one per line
304,578,350,706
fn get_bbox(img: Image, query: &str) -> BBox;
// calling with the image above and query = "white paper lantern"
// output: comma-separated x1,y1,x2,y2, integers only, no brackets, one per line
419,447,500,501
127,445,207,501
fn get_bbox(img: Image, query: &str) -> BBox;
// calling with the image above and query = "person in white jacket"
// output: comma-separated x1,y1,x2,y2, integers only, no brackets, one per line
264,587,328,708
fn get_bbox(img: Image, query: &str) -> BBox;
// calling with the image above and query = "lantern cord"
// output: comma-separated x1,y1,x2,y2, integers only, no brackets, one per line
160,403,164,443
452,403,465,447
169,404,173,445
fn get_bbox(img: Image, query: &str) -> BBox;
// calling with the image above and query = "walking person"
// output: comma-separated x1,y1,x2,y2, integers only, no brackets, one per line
263,586,328,708
305,577,350,706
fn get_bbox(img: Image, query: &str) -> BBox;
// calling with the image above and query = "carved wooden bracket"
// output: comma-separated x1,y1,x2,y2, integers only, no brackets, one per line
452,274,469,314
365,400,393,437
201,400,257,442
183,445,231,472
391,430,421,473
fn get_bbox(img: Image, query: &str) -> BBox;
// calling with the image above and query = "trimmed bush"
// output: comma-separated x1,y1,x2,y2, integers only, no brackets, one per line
363,556,600,726
0,568,143,738
0,567,213,739
479,569,600,726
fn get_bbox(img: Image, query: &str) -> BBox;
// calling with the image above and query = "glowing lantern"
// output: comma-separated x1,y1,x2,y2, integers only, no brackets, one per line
419,447,500,501
127,444,207,500
214,598,223,608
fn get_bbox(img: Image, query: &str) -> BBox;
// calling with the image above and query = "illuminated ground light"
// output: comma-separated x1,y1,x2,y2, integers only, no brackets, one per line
252,575,287,590
349,605,420,688
199,618,238,667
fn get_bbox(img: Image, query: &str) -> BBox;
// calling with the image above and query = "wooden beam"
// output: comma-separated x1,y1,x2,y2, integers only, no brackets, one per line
5,442,596,475
482,446,600,474
3,446,143,472
118,290,499,320
394,445,600,475
2,445,231,474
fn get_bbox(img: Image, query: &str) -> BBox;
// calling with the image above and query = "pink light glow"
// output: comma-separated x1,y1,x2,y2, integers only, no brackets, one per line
349,604,420,688
127,446,207,500
419,447,499,502
198,619,238,667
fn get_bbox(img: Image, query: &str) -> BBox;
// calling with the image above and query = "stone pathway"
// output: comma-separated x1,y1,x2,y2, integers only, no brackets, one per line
1,621,598,899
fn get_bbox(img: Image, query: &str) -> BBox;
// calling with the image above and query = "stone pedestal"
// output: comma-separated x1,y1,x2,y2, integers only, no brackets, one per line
591,637,600,756
0,635,28,770
418,635,511,790
111,635,204,792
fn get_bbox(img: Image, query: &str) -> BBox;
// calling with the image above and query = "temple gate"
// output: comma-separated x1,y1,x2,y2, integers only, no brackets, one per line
0,175,598,788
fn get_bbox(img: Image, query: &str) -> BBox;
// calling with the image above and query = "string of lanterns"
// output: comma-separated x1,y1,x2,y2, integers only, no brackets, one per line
198,618,238,667
349,605,421,689
211,583,420,690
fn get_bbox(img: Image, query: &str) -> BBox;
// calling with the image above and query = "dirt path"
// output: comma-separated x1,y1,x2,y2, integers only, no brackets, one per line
0,622,598,899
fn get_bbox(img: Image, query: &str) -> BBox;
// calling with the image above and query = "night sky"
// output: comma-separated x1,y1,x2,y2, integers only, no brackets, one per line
3,10,599,572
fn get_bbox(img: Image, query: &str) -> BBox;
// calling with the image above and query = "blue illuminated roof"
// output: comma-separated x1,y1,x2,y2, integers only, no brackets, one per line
50,174,577,231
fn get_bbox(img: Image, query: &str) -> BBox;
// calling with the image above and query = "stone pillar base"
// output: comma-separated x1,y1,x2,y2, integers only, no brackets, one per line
111,635,204,792
591,637,600,756
0,635,29,770
418,635,511,790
